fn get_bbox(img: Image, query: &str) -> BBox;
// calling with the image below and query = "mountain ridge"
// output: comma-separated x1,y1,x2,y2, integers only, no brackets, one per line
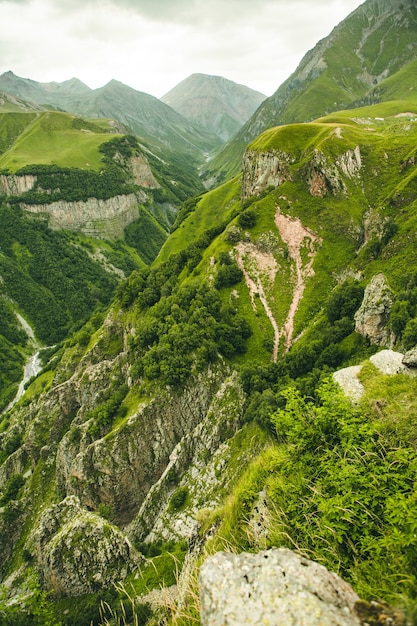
161,73,266,142
203,0,417,185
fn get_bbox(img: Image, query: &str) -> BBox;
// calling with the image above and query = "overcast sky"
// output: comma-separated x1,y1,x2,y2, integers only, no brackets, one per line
0,0,364,98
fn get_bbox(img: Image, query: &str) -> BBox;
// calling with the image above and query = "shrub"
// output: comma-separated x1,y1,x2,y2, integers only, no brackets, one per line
168,486,189,511
238,209,257,229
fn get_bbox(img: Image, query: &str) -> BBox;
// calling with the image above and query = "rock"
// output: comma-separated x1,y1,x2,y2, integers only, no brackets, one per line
241,150,292,201
333,365,364,402
369,350,411,375
32,495,140,596
199,548,362,626
57,365,231,527
0,174,37,195
354,273,393,346
402,347,417,368
21,192,145,240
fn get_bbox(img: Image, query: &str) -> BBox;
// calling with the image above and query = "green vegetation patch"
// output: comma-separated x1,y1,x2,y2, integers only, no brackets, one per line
0,111,115,172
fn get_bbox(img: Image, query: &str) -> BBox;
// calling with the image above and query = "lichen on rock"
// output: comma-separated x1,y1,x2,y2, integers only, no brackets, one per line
31,495,140,596
199,548,362,626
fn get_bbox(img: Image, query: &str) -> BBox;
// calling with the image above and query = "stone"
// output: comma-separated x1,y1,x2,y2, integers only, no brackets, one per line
354,273,393,346
369,350,410,375
402,347,417,368
32,495,140,596
199,548,362,626
333,365,364,402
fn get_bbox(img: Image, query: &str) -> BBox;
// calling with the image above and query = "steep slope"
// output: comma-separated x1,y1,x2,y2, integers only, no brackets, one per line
0,111,200,410
0,108,204,234
2,102,417,624
0,91,44,113
161,73,266,142
0,72,221,162
0,71,92,107
204,0,417,184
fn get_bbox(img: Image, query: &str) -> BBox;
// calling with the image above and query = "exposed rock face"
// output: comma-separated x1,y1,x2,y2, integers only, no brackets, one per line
32,495,140,596
307,147,362,197
241,145,362,202
0,173,37,195
199,548,361,626
129,371,245,544
21,193,145,239
129,154,160,189
57,365,231,526
241,150,292,201
354,273,394,346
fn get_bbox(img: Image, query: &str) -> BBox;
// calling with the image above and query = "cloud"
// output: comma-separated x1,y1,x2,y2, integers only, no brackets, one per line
0,0,364,97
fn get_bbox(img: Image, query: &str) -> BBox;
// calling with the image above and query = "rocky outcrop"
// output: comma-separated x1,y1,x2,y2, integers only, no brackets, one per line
129,371,245,544
307,147,362,197
241,145,362,202
354,273,394,346
21,192,145,239
199,548,406,626
0,173,37,195
199,548,362,626
129,154,160,189
57,365,231,526
403,347,417,368
241,150,292,201
31,495,140,596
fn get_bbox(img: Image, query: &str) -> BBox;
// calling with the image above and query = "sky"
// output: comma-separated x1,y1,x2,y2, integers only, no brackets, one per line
0,0,365,98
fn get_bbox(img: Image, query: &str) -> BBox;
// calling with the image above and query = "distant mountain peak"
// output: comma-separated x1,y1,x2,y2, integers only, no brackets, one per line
161,73,266,142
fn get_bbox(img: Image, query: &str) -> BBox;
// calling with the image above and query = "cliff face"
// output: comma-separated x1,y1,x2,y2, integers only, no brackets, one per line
0,303,246,594
56,363,232,527
22,192,144,240
241,150,293,201
241,143,362,202
0,173,37,195
0,153,159,239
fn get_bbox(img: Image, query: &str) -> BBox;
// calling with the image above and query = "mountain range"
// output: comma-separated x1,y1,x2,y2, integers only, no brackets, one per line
2,0,417,624
0,70,265,161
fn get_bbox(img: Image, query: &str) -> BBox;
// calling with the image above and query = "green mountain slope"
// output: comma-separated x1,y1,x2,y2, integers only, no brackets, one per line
3,3,417,623
2,102,417,624
0,111,115,171
0,72,221,163
204,0,417,184
161,73,266,142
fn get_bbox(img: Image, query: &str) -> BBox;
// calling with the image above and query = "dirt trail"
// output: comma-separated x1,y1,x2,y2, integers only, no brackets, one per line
275,208,321,351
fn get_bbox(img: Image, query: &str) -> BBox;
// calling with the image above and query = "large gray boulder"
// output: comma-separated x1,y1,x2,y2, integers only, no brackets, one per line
31,496,140,596
199,548,361,626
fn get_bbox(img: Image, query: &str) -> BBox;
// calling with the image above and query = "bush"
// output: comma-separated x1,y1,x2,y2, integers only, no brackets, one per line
238,209,257,229
214,263,243,289
168,486,189,511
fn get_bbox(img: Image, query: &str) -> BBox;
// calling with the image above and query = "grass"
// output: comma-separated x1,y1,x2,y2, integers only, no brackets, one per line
0,111,117,172
158,177,241,262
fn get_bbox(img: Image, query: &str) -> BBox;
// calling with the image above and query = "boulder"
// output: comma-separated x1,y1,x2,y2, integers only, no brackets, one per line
402,347,417,368
32,496,140,596
199,548,361,626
